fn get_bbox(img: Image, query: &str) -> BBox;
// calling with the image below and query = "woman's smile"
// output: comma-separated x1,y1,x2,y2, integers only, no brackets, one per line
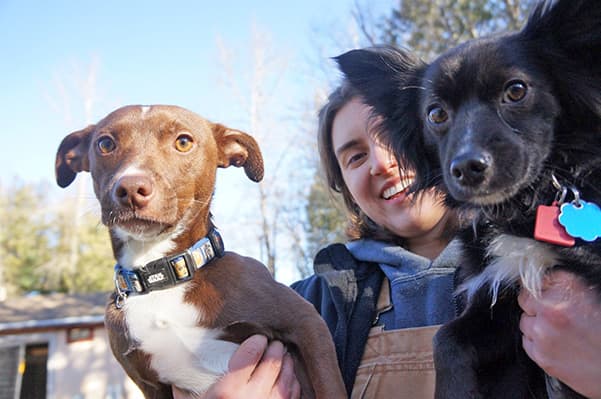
381,176,415,200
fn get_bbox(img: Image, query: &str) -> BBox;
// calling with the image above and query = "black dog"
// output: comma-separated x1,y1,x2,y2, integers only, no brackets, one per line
337,0,601,398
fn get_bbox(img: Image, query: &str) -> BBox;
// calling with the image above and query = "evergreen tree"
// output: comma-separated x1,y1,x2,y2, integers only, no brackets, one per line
44,199,114,293
0,181,113,296
0,182,52,295
305,175,347,259
377,0,537,60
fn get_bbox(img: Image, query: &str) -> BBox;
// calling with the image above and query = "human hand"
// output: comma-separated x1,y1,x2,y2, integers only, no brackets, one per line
172,335,301,399
518,270,601,399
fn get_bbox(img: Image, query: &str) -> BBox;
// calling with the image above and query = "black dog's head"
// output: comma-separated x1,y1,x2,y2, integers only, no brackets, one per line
337,0,601,216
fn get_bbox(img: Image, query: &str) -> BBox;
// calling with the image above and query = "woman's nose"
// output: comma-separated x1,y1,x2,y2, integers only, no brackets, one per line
370,145,396,176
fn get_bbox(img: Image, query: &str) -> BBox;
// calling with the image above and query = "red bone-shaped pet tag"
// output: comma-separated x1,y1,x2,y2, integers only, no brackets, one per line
534,201,575,247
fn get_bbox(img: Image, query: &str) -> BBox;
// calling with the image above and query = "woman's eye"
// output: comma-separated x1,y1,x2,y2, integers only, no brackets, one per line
174,134,194,152
427,106,448,124
97,137,116,154
347,152,366,167
503,80,528,102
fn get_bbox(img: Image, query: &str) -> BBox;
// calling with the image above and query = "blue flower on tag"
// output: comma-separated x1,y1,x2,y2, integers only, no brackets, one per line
558,200,601,242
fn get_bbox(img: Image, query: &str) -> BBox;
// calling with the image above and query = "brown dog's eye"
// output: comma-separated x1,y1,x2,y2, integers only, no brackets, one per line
175,134,194,152
427,106,448,124
97,137,116,154
504,81,527,102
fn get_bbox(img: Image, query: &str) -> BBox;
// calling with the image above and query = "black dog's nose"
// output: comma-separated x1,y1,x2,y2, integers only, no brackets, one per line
450,151,492,187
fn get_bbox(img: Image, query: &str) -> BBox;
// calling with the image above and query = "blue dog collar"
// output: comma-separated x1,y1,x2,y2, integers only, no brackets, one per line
113,229,224,307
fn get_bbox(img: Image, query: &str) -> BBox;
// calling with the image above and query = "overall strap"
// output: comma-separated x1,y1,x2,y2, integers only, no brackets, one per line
314,243,384,396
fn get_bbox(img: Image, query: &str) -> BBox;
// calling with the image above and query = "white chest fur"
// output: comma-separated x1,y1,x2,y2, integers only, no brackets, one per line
115,232,238,394
122,285,238,394
459,234,560,305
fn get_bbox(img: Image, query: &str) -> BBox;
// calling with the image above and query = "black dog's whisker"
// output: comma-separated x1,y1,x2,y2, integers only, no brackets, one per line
337,1,601,397
401,85,427,91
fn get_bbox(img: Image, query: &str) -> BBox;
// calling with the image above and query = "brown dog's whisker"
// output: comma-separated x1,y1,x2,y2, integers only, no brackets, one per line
55,104,346,399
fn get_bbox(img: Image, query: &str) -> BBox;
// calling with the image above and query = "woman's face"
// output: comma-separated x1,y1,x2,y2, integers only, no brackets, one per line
332,97,450,247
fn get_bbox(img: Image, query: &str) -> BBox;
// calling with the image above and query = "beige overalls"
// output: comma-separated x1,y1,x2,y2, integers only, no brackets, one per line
351,279,441,399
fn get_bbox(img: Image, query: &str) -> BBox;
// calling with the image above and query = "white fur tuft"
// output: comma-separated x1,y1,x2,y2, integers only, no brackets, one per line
458,234,560,306
140,106,151,117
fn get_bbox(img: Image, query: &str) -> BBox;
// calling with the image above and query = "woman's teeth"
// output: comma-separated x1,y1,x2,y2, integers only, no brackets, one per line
382,178,414,199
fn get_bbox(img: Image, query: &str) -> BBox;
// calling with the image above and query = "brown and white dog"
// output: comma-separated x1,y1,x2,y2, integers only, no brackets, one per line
55,105,346,399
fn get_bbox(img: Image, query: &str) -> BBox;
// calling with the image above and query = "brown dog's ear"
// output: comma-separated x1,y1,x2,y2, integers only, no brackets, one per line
55,125,95,188
213,124,264,182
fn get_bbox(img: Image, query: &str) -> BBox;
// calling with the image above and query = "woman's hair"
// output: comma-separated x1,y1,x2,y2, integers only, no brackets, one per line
317,81,402,243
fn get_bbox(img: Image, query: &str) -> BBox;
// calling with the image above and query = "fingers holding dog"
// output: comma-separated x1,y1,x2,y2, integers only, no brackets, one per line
517,286,536,317
241,339,300,398
227,334,269,376
226,337,299,399
176,335,299,399
519,271,577,369
519,271,601,397
274,354,301,399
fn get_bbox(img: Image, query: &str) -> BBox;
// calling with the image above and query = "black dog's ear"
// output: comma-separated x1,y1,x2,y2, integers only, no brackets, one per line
335,46,425,124
335,47,439,191
520,0,601,121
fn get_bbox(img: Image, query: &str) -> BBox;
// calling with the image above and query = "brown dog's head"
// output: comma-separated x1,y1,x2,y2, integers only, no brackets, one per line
55,105,263,244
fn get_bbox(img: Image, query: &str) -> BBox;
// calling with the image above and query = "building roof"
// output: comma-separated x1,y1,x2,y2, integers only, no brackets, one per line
0,292,110,333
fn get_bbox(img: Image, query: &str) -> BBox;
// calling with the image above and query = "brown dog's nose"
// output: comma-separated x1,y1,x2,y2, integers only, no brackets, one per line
113,175,154,209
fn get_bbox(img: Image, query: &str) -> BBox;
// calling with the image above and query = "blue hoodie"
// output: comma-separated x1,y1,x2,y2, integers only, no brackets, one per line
291,239,460,395
346,239,459,329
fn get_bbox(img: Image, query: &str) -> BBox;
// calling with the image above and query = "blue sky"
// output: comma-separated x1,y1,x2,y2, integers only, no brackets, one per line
0,0,392,186
0,0,394,281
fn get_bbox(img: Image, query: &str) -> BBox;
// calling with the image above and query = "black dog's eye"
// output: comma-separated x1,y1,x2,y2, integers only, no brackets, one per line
427,106,448,124
503,81,528,103
97,136,116,154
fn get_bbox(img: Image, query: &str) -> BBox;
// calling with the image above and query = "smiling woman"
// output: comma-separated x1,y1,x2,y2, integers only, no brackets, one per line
290,80,462,398
171,77,464,399
330,95,452,260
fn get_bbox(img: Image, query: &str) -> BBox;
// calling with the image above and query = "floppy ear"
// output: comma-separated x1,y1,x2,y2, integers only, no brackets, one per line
55,125,95,188
335,46,426,123
519,0,601,121
212,124,264,182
